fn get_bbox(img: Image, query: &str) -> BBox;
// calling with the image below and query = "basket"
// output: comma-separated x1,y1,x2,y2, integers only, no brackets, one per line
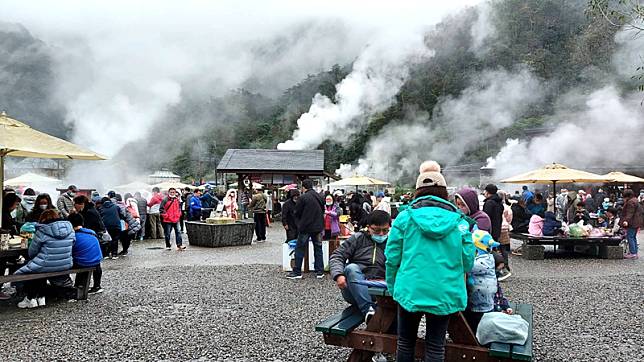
185,221,254,247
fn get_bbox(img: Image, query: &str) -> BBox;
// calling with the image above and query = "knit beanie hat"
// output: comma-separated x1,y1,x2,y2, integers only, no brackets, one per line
472,229,499,255
416,160,447,189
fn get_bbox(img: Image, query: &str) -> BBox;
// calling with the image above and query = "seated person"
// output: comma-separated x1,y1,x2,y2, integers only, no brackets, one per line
465,230,499,333
596,215,608,228
605,207,622,236
68,213,104,294
528,212,544,236
526,193,546,216
573,202,590,224
329,210,391,321
14,209,74,309
492,253,513,315
542,211,562,236
510,198,530,233
2,193,22,236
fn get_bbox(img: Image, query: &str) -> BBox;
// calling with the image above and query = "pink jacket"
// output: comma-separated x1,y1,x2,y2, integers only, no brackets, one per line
528,215,544,236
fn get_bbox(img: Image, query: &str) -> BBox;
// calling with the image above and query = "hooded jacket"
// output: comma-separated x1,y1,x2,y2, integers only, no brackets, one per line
99,200,121,230
117,201,141,234
81,202,106,234
456,188,491,233
385,195,475,315
15,220,74,274
16,195,37,223
620,196,643,229
281,191,299,241
73,228,103,266
528,214,544,236
510,203,530,233
483,193,504,241
329,232,386,281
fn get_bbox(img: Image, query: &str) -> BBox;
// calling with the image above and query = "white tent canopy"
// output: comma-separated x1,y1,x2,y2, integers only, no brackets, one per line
4,172,61,186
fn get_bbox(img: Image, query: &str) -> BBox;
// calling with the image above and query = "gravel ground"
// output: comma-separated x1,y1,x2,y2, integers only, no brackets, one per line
1,226,642,361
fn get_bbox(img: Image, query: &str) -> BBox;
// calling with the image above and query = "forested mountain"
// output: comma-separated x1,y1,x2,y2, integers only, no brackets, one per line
1,0,639,184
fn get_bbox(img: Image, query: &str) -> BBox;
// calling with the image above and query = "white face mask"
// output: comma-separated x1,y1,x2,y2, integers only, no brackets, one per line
10,209,17,218
39,204,48,210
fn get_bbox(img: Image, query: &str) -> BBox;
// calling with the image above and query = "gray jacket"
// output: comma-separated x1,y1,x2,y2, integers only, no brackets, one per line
329,232,386,281
56,192,75,218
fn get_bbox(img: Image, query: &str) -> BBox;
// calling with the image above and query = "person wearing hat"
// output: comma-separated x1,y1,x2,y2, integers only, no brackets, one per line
464,229,500,333
385,160,475,362
56,185,79,218
373,191,391,214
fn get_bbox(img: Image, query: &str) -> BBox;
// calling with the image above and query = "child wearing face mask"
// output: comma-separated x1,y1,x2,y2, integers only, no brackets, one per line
323,195,342,241
26,194,55,223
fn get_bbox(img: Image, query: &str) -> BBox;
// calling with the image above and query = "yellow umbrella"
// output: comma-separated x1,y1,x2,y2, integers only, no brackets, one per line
1,112,107,227
328,175,391,188
4,172,61,187
602,171,644,184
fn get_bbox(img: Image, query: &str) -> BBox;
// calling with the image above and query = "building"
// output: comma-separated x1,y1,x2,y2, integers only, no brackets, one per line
148,169,181,184
216,149,326,190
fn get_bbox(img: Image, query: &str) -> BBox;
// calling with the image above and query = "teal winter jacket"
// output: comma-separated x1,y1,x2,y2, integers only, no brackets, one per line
385,195,475,315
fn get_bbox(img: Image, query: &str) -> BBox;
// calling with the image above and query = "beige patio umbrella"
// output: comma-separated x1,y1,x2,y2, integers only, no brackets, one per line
1,112,107,227
602,171,644,184
501,163,612,212
4,172,61,187
327,175,391,187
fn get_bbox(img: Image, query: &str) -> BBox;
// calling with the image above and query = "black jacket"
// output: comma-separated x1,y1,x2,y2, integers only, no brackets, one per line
281,198,298,241
82,203,106,234
294,190,324,234
510,203,530,233
483,193,504,241
329,232,386,281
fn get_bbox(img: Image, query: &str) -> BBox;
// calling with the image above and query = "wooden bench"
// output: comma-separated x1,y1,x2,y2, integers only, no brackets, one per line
316,288,533,361
0,267,96,300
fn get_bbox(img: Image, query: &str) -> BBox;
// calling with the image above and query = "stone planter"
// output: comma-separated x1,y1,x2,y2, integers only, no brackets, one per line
185,221,254,247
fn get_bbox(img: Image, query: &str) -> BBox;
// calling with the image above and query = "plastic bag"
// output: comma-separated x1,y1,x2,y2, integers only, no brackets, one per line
476,312,529,346
568,223,585,237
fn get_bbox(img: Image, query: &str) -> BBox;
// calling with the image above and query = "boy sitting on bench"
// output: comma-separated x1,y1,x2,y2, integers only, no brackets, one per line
329,210,391,322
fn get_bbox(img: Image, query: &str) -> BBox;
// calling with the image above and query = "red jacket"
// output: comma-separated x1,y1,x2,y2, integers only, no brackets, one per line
160,197,181,223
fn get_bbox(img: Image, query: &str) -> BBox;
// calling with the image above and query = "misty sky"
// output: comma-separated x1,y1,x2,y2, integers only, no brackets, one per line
1,0,481,156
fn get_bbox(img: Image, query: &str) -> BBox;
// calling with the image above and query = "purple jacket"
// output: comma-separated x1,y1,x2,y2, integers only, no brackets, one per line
456,188,492,232
324,204,342,236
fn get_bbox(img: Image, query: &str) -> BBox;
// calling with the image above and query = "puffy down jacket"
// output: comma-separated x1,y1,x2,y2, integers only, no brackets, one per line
15,220,74,274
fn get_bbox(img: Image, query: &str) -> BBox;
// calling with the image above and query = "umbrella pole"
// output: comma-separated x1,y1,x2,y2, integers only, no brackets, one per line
0,154,4,229
552,180,557,214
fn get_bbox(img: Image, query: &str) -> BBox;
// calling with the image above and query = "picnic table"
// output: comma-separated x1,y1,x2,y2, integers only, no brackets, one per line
0,248,29,259
511,233,623,260
317,288,533,361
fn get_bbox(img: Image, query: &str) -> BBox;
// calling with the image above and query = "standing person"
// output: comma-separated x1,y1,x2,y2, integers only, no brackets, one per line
455,188,491,232
620,189,641,259
160,188,184,251
281,189,300,242
323,195,342,241
99,197,121,259
287,179,325,279
373,191,391,214
223,189,239,219
482,184,504,242
266,190,274,225
555,189,569,221
73,195,105,234
114,194,141,256
15,210,74,309
497,191,513,281
249,188,267,242
200,187,219,220
521,185,534,204
134,192,148,240
329,210,391,319
386,161,475,362
241,190,250,219
56,185,78,218
68,213,104,294
147,187,164,240
189,189,203,221
181,187,193,232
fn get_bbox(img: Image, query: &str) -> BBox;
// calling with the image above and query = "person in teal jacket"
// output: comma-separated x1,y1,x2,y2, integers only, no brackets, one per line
386,160,475,362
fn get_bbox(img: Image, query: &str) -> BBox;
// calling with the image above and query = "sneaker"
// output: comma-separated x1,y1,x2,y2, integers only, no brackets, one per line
0,291,11,301
372,353,387,362
511,249,522,256
365,306,376,324
165,247,171,251
497,269,512,282
316,273,325,279
286,272,302,280
88,287,104,294
37,297,46,307
118,251,129,257
176,245,186,251
256,239,266,243
111,255,119,260
17,297,38,309
624,253,639,259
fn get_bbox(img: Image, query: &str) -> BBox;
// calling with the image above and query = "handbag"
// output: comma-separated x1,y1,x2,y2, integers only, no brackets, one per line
98,231,112,244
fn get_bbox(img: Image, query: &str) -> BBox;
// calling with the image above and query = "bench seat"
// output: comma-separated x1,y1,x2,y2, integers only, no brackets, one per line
488,303,534,361
0,267,96,300
315,306,364,336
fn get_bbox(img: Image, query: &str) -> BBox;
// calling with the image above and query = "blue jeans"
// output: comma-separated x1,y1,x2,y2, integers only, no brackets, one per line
293,232,323,274
340,263,375,316
626,227,639,254
397,306,450,362
163,222,182,247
